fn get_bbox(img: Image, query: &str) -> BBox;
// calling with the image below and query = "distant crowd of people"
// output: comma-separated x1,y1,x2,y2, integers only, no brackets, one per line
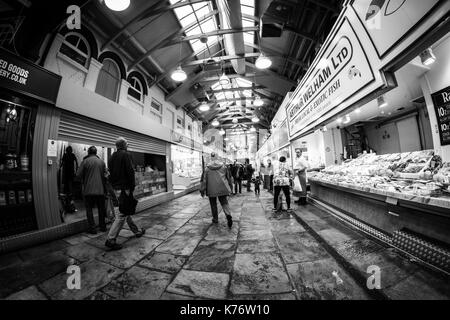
200,150,309,226
62,141,309,248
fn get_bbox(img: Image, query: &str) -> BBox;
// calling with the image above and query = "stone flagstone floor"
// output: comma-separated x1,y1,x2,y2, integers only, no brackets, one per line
1,190,449,300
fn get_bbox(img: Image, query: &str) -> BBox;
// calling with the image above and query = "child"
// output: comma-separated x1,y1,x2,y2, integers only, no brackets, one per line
254,175,261,195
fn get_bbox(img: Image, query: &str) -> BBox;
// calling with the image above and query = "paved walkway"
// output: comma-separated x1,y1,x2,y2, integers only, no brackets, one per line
1,190,449,300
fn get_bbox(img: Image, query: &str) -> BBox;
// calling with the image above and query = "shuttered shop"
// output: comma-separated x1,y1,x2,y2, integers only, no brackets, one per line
58,111,166,155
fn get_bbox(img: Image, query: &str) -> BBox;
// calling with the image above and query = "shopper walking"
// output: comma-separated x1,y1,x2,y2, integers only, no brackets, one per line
60,145,78,212
293,148,308,205
200,152,233,229
231,161,243,194
105,137,145,250
273,156,293,212
76,146,108,234
266,159,274,192
244,158,254,192
254,174,262,196
260,162,267,190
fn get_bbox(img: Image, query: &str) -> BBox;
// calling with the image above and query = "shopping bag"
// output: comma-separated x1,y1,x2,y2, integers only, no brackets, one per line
119,191,138,216
293,176,303,192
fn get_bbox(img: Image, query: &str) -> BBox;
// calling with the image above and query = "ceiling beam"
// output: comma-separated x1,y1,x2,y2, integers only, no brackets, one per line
281,0,341,13
130,27,258,70
101,0,209,50
210,86,265,94
245,43,308,69
245,62,296,86
128,10,219,70
182,53,261,67
166,71,205,101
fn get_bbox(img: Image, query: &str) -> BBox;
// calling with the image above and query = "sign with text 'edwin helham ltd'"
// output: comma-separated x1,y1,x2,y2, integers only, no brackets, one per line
286,17,375,140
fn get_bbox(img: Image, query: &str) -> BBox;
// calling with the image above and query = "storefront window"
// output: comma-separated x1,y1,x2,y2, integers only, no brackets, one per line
171,145,202,190
0,98,37,238
55,141,168,224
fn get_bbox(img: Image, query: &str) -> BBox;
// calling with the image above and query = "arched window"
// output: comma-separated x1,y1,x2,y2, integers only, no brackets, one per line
95,58,120,102
128,76,143,102
59,32,90,68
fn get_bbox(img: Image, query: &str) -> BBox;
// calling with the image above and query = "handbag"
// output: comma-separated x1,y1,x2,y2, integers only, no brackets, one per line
118,190,138,216
293,175,303,192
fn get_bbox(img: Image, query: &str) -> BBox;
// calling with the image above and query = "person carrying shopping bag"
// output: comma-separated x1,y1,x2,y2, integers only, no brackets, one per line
272,156,293,212
200,152,234,229
293,148,308,205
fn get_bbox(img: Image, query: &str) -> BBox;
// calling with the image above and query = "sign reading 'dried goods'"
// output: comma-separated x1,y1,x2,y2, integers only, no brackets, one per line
431,86,450,146
0,47,61,104
286,17,375,140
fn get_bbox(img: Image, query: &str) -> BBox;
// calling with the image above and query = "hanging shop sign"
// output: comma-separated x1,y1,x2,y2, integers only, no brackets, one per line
351,0,440,58
0,48,61,104
431,86,450,146
286,17,375,140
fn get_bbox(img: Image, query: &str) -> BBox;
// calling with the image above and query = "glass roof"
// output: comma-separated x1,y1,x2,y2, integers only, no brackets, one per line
170,0,219,57
241,0,255,45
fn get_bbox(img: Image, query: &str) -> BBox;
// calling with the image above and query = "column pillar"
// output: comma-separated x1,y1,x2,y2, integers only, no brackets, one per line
118,79,131,107
84,58,103,92
43,34,65,74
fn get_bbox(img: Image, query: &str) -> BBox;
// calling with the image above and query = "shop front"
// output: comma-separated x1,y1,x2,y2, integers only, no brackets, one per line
0,47,61,243
56,110,171,217
284,0,450,272
170,135,203,192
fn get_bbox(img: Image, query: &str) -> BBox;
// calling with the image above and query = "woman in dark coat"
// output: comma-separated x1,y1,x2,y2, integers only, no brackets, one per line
200,153,234,229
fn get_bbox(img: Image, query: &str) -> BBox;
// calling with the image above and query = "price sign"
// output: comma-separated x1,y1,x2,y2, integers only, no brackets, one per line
431,86,450,146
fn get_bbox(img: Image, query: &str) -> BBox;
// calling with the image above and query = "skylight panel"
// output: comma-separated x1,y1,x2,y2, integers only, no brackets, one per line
192,2,208,11
200,18,216,33
240,0,254,6
174,6,193,20
242,18,254,28
243,32,254,44
241,5,254,16
186,25,201,36
236,78,252,88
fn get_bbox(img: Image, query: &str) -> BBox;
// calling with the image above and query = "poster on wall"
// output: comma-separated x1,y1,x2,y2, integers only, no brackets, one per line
351,0,440,58
431,86,450,146
286,17,375,140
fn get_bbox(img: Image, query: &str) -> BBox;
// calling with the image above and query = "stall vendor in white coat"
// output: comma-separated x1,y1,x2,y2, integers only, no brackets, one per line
293,148,308,205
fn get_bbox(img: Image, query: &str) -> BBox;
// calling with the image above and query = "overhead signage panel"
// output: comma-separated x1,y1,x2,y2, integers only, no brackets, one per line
351,0,440,58
287,17,375,140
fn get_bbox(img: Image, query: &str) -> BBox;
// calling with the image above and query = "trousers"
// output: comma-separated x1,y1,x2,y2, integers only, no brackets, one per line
209,196,232,222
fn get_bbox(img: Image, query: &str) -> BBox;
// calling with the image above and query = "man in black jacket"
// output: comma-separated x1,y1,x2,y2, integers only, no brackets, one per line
105,137,145,250
244,158,254,192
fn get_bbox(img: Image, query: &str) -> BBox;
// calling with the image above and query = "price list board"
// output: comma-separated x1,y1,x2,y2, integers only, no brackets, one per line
431,86,450,146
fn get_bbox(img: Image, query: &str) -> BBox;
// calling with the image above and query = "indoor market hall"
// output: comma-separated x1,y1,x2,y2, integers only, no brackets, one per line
1,0,450,304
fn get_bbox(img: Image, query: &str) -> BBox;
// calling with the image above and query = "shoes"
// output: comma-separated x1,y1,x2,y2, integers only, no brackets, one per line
105,239,122,250
226,215,233,229
212,219,219,224
135,228,146,238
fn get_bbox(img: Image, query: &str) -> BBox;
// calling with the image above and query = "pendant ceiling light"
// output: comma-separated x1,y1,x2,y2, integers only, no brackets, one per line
212,119,220,127
250,126,256,132
232,118,239,124
219,72,230,86
254,96,264,107
198,102,210,112
377,95,388,108
255,53,272,69
171,66,187,82
336,117,343,124
252,116,260,123
105,0,130,11
224,137,229,141
219,128,226,136
420,47,436,66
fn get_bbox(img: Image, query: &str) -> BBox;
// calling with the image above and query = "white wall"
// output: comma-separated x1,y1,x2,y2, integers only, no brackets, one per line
43,28,204,146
